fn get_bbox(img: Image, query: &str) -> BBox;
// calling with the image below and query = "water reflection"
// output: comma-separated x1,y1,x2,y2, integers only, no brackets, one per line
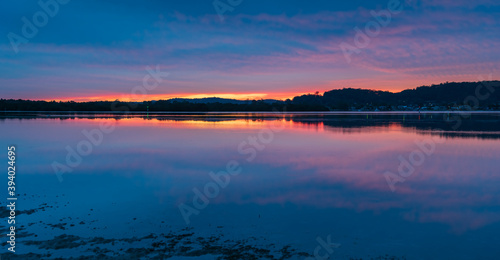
1,113,500,259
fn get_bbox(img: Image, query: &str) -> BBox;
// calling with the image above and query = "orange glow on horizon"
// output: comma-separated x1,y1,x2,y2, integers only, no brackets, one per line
41,92,311,102
37,77,479,102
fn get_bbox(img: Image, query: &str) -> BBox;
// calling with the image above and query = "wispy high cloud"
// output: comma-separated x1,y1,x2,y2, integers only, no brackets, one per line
1,0,498,100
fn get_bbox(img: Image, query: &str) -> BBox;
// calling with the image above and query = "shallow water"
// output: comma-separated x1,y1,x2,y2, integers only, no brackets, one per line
1,113,500,259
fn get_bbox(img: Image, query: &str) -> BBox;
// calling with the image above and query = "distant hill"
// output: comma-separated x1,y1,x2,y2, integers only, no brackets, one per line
293,81,500,111
1,81,500,112
167,97,280,104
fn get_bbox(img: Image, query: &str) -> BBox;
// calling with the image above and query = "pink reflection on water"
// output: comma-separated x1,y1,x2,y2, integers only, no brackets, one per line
5,116,500,232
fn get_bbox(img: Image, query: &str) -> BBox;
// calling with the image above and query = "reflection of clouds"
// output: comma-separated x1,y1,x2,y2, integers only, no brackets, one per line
403,209,500,234
4,116,500,232
171,121,500,232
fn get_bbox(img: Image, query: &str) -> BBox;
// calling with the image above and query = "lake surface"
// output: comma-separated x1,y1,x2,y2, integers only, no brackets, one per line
1,112,500,259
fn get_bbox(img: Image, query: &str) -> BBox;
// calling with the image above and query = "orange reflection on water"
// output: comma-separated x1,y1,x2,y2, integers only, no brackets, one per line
63,116,327,132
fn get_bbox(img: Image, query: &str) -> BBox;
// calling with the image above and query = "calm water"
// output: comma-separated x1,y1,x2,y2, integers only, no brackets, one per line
1,113,500,259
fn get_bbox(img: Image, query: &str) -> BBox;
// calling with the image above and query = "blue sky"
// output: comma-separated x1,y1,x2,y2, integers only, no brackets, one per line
1,0,499,100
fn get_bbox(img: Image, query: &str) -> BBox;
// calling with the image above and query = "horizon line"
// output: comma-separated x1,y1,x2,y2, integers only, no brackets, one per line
3,80,499,103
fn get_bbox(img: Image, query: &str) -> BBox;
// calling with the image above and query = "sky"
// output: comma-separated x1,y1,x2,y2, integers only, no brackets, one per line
0,0,499,101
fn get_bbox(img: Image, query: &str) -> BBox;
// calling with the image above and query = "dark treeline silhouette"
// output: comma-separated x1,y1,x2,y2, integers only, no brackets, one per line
294,81,500,110
1,81,500,112
0,99,327,112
